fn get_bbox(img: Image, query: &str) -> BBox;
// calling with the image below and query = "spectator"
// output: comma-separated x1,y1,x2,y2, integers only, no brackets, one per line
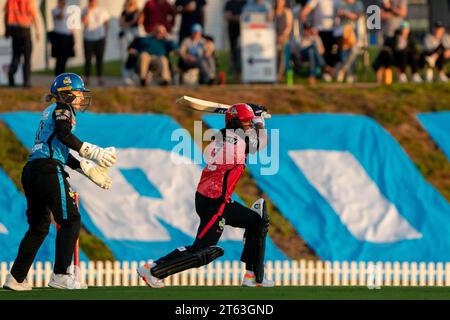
392,21,422,83
175,0,207,44
179,24,216,84
120,0,140,85
82,0,110,86
376,0,407,84
334,0,363,83
298,22,326,85
372,33,395,84
289,0,305,74
422,21,450,83
127,24,177,86
224,0,247,79
242,0,273,21
299,0,337,82
274,0,293,82
4,0,40,88
380,0,408,40
140,0,176,34
49,0,75,76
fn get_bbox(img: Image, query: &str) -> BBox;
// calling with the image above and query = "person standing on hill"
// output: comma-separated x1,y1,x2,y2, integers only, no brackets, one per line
82,0,110,86
4,0,40,88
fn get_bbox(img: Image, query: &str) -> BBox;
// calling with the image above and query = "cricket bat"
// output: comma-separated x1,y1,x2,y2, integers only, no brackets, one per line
176,96,271,118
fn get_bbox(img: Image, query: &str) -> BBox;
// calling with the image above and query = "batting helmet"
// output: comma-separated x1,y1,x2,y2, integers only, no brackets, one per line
225,103,255,129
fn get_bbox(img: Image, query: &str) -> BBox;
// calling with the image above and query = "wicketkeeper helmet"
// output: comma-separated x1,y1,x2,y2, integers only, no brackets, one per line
48,73,92,110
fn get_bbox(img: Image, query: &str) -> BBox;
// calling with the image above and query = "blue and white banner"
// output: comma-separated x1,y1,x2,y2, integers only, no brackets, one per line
0,168,56,262
417,112,450,161
204,114,450,262
0,112,285,262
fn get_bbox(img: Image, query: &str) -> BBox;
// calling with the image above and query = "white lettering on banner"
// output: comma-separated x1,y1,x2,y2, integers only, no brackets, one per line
0,223,8,235
289,150,422,243
69,149,244,242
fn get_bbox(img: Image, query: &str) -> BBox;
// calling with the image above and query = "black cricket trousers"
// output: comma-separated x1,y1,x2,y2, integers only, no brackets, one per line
192,192,263,270
10,159,81,282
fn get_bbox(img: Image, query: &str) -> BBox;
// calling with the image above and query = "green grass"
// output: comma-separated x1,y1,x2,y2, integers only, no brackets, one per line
33,60,122,77
32,47,449,85
0,286,449,300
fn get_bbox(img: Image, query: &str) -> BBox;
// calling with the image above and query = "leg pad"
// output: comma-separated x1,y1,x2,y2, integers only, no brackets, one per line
151,246,224,279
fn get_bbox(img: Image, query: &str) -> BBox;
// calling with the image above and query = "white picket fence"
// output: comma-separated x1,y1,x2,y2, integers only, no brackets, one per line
1,260,449,288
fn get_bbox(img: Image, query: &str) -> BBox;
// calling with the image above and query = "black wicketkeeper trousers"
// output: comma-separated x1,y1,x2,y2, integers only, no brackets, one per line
10,159,81,282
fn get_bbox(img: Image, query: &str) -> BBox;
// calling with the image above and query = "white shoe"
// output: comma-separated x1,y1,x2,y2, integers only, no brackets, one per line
412,73,423,83
137,263,165,288
322,73,333,83
242,271,275,287
398,73,408,83
426,68,434,83
3,274,32,291
425,55,437,68
123,77,135,86
48,273,87,290
438,72,449,83
346,75,355,84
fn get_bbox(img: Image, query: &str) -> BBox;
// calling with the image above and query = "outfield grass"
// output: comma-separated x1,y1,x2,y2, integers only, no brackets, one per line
33,60,123,77
0,286,449,300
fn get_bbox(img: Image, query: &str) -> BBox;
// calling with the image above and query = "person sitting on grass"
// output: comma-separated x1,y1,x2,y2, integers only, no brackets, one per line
372,34,395,84
298,22,326,86
421,21,450,83
126,24,177,86
334,0,364,83
392,21,423,84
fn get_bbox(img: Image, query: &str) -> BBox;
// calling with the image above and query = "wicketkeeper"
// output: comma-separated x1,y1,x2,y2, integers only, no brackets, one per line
3,73,116,291
137,103,274,287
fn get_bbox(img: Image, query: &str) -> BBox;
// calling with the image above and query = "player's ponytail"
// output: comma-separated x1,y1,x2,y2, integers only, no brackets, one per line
45,94,55,102
41,94,56,103
42,93,68,104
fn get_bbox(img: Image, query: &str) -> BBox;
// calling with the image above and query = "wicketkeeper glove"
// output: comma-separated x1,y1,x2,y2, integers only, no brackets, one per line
78,159,112,190
79,143,117,168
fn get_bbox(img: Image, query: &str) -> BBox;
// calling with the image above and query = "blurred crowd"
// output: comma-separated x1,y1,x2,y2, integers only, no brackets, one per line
3,0,450,88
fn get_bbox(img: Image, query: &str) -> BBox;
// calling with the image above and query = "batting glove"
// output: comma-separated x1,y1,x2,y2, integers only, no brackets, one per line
247,103,268,117
79,142,117,168
252,116,265,128
78,159,112,190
